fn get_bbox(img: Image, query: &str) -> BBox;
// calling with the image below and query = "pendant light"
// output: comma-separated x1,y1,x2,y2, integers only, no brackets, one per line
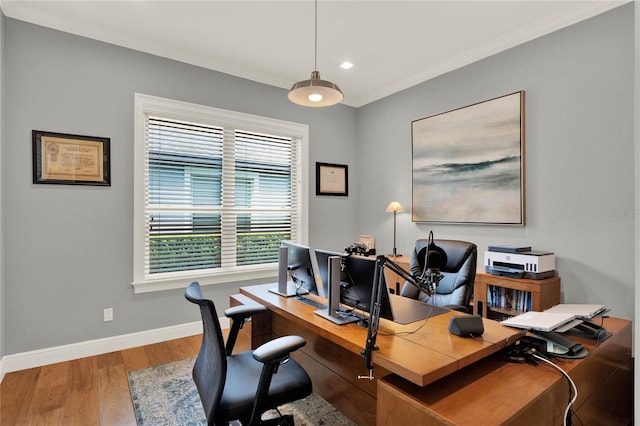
288,0,343,107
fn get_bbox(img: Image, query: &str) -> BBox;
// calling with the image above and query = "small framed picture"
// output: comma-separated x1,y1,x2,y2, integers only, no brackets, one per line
32,130,111,186
316,162,348,196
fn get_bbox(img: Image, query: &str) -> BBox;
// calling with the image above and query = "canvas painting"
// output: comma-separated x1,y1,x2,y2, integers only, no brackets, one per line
412,91,525,224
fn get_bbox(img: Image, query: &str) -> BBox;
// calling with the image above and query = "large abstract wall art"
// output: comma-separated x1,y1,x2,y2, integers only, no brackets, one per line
411,91,525,225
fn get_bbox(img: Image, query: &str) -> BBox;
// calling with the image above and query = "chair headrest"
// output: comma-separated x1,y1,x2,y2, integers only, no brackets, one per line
414,239,477,272
185,281,206,305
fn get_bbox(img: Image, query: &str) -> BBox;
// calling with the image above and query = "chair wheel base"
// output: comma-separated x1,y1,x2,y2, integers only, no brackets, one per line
260,414,294,426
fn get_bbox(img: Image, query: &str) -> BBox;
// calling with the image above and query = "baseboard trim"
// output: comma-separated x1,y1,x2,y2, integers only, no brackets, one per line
0,319,225,379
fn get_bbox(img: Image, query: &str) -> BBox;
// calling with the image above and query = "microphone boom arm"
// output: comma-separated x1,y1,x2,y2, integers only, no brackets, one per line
360,254,440,377
382,255,440,297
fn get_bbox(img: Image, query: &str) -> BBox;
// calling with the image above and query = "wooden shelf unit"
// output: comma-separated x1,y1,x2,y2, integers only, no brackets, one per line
474,272,560,320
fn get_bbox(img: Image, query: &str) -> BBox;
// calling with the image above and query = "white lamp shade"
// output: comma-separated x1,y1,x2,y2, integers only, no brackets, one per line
386,201,405,213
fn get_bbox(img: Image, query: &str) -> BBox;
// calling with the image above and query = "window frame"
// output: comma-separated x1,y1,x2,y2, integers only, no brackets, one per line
133,93,309,294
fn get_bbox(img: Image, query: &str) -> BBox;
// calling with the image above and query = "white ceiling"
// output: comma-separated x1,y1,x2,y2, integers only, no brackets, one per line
0,0,629,107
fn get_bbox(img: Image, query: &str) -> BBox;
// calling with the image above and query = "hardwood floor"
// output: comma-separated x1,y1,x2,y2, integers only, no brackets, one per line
0,335,204,425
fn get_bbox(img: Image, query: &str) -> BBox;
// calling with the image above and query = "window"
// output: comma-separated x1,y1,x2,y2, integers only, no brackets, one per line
133,94,308,293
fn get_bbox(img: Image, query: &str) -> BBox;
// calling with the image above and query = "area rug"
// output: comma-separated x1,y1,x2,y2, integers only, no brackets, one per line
128,357,356,426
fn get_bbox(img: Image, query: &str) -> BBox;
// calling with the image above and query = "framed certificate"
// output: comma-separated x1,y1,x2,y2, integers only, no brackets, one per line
32,130,111,186
316,162,348,196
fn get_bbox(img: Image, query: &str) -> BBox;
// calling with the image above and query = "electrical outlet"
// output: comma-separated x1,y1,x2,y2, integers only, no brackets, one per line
104,308,113,322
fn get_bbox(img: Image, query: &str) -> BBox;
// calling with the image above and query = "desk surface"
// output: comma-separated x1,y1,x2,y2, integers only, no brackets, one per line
378,316,632,425
240,283,521,387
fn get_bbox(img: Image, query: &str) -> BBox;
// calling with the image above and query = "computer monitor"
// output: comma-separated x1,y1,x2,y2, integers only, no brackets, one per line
281,241,318,295
315,249,343,296
340,255,393,324
315,250,447,325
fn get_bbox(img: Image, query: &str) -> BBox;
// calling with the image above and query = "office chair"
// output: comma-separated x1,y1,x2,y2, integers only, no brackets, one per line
400,239,477,312
185,282,313,426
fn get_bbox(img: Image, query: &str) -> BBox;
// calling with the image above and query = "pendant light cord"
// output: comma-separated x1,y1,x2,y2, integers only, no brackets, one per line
314,0,318,72
287,0,342,106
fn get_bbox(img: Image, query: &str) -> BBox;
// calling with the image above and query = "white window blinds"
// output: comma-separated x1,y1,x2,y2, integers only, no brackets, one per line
133,94,308,293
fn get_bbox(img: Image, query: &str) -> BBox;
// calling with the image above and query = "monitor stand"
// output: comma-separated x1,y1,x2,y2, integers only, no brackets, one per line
315,307,359,325
269,245,309,297
315,256,358,325
269,282,309,298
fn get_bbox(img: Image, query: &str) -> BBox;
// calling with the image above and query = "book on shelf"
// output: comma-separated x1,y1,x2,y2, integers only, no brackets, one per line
487,285,532,313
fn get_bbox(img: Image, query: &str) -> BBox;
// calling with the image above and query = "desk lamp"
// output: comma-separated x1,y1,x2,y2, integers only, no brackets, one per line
385,201,404,257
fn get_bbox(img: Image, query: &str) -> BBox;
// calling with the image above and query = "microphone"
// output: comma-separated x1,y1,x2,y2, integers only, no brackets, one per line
426,249,446,269
420,268,443,296
418,231,447,295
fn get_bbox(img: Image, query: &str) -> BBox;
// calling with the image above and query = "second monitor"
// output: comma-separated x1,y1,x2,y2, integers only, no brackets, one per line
315,250,393,325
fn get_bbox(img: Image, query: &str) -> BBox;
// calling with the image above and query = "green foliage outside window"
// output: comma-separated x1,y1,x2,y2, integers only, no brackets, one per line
149,231,289,273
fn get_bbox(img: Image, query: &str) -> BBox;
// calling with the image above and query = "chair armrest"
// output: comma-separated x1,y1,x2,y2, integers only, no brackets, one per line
252,335,306,364
223,304,267,356
224,304,267,320
248,335,308,425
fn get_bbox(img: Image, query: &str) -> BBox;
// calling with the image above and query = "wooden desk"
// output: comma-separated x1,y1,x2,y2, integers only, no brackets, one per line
377,317,632,425
232,285,632,425
233,284,520,425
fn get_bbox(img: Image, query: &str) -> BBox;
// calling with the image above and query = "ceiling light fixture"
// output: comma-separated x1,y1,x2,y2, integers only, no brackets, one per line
340,61,354,70
288,0,343,107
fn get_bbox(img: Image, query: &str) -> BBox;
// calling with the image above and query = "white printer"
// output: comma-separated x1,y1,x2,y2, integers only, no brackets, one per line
484,245,555,279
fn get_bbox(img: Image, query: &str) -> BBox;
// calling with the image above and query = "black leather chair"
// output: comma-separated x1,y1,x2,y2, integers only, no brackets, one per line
400,239,477,312
185,282,312,426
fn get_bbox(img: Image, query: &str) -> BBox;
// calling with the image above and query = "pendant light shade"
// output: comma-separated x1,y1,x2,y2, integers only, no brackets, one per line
288,71,343,107
288,0,343,107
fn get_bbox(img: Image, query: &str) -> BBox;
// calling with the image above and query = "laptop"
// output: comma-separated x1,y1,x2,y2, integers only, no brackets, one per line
544,304,607,318
500,311,577,332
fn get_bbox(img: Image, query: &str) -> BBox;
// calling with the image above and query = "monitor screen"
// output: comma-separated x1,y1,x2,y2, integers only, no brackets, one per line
282,241,318,295
340,255,393,322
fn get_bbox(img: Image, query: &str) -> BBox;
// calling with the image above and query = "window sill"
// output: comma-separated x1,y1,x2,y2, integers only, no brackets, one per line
132,266,278,294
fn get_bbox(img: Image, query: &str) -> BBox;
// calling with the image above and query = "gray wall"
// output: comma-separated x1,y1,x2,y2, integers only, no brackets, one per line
3,19,357,354
634,4,639,416
356,4,635,321
1,3,636,356
0,11,4,361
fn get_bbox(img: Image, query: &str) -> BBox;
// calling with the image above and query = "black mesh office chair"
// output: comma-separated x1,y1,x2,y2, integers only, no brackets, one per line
400,239,477,312
185,282,312,426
